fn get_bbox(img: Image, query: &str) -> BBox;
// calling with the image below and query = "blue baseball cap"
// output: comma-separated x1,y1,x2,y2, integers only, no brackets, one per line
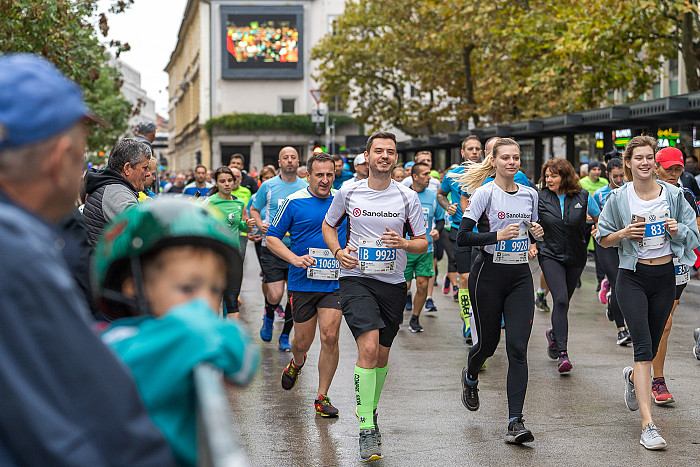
0,54,98,150
405,161,415,169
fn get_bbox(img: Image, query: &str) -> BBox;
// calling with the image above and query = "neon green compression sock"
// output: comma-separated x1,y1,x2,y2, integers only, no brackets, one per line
374,365,388,411
459,288,471,321
354,366,376,430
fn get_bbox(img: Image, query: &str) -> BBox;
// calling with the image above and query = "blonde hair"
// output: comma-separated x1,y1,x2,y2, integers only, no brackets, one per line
450,138,520,194
622,135,657,181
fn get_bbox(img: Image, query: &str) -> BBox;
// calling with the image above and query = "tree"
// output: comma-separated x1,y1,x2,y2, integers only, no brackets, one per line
0,0,136,152
311,0,676,136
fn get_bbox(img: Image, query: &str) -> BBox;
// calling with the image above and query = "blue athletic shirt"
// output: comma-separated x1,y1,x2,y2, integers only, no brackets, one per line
410,188,444,253
183,185,210,197
557,193,600,217
441,166,466,229
252,175,308,246
267,188,348,292
484,171,531,187
592,184,623,211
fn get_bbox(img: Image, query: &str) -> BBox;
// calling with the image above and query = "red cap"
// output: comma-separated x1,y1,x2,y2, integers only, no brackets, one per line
656,147,684,169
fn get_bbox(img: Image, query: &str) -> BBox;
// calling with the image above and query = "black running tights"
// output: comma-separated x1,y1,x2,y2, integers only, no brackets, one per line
467,253,534,419
539,257,584,353
594,242,625,328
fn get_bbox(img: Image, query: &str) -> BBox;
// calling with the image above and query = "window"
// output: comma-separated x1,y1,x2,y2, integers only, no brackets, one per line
281,98,295,114
653,82,661,99
669,59,679,96
328,95,344,112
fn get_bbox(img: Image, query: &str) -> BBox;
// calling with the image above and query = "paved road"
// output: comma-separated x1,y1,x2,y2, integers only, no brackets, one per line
227,251,700,465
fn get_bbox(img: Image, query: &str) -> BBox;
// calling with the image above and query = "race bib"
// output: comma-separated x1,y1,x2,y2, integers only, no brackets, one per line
493,228,529,264
674,257,690,285
640,210,669,249
358,237,396,274
422,207,430,230
306,248,340,281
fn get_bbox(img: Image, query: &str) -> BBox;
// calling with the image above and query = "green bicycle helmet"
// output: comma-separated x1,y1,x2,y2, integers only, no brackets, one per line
93,198,242,318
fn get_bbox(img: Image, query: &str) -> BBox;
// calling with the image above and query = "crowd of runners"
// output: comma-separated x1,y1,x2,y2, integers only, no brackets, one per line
3,53,700,465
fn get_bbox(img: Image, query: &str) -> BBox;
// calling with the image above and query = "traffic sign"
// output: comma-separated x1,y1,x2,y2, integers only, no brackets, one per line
311,109,326,123
310,89,324,104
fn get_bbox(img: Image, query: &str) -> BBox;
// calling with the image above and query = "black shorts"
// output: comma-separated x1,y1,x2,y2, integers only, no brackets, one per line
449,227,472,275
675,283,686,301
339,277,406,347
260,246,289,283
440,228,457,273
288,290,341,323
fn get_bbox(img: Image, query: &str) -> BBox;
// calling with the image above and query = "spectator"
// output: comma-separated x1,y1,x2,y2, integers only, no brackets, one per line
167,173,187,193
83,138,151,246
0,53,173,465
183,165,213,196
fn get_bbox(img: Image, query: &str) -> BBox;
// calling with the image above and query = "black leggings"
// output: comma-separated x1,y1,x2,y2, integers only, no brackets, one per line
616,262,675,362
539,257,584,353
441,228,457,273
594,242,625,328
467,252,534,419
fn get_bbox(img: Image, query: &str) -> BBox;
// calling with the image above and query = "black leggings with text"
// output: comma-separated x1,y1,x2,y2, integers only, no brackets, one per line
539,257,584,353
616,262,675,362
467,252,534,419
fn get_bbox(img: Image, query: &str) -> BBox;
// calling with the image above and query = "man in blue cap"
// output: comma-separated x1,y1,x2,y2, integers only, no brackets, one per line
0,54,173,465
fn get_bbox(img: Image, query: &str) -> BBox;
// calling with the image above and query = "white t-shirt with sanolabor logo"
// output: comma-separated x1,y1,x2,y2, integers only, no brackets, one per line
325,179,426,284
464,181,539,256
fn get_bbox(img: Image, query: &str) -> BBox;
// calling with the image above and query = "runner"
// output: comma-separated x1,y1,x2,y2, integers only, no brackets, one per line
265,152,348,418
591,157,632,345
537,158,600,374
649,147,700,405
456,138,542,444
438,136,482,342
596,135,700,450
250,147,308,350
322,131,427,462
204,166,255,317
405,162,445,332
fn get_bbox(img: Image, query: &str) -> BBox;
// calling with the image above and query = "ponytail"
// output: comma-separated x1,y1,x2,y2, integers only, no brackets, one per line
449,156,496,195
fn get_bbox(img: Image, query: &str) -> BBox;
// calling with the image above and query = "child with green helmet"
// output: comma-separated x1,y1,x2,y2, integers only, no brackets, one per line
93,198,259,466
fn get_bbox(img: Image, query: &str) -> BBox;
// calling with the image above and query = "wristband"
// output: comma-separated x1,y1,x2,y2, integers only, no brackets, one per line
333,248,341,258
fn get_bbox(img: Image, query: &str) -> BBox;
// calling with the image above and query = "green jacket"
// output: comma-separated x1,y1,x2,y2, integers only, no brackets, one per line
207,193,248,248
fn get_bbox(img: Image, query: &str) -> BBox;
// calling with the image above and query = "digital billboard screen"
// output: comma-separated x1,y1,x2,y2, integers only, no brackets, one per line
221,6,303,79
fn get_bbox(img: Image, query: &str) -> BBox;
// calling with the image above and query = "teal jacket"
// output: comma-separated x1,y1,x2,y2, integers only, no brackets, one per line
101,299,259,466
596,180,700,271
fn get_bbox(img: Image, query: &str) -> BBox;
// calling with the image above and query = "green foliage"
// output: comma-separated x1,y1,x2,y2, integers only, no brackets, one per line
0,0,134,153
205,113,357,135
312,0,685,136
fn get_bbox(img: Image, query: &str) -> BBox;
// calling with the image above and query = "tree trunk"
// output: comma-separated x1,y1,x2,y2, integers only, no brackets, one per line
462,44,480,127
681,11,699,92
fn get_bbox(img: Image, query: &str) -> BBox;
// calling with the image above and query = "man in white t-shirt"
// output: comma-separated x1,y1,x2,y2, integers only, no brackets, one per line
401,150,440,192
323,131,427,462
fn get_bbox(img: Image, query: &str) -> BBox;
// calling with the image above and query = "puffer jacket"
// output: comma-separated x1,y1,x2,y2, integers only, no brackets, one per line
83,168,138,246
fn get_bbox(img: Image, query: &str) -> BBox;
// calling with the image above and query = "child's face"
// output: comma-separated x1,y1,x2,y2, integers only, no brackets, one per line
137,247,227,317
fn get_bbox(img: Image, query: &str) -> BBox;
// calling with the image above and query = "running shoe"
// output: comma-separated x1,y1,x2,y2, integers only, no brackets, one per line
405,291,413,311
599,278,610,304
651,377,675,405
409,315,424,333
260,315,274,342
545,328,559,360
694,328,700,360
453,286,459,302
442,276,451,295
461,367,479,411
557,352,573,373
616,328,632,346
281,355,305,390
623,366,639,411
465,326,472,345
535,291,550,312
640,423,667,450
425,297,438,312
501,316,505,329
504,417,534,444
358,429,382,462
315,394,339,418
355,408,381,445
278,333,291,352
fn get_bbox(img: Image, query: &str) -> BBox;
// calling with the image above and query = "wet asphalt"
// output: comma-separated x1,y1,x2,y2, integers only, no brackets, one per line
227,252,700,466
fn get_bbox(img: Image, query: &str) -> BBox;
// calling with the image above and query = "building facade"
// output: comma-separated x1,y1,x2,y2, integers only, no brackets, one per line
165,0,358,172
111,57,157,131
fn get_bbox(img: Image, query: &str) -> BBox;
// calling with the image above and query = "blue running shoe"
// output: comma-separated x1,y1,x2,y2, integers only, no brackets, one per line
260,316,274,342
279,333,291,351
465,326,472,345
501,316,505,329
425,297,438,312
405,291,413,311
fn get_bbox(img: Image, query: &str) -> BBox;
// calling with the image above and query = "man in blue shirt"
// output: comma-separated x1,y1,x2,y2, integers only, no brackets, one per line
250,146,308,350
332,153,354,188
267,152,348,418
405,162,445,332
0,54,173,465
183,164,213,196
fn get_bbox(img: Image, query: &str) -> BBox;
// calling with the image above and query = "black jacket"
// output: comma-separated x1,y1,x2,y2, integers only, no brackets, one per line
537,188,590,267
83,168,139,246
240,172,258,194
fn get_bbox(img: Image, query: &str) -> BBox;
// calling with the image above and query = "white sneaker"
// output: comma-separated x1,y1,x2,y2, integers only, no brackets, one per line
640,423,667,450
623,366,638,411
